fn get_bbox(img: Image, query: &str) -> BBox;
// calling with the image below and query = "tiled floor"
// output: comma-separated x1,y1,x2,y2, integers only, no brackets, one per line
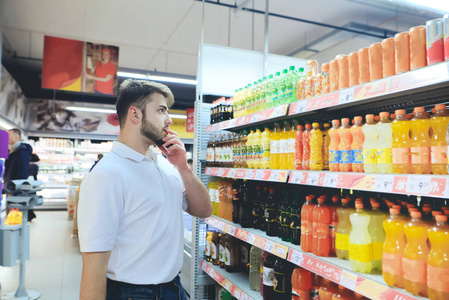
0,211,81,300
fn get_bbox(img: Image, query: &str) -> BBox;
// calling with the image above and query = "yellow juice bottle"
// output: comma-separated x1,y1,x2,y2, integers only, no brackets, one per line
430,104,449,175
247,129,255,169
369,202,387,271
322,123,331,170
261,126,271,169
279,121,291,169
270,122,281,169
252,128,262,169
410,107,431,174
310,122,323,171
392,109,412,174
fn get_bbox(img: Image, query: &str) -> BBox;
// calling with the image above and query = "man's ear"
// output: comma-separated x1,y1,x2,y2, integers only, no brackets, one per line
128,106,141,125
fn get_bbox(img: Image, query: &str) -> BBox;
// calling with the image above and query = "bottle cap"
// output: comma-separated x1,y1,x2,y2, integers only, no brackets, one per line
424,203,432,207
366,114,375,120
318,197,325,203
297,125,304,130
374,115,380,122
409,208,419,213
312,122,320,127
338,285,346,291
332,196,339,202
332,119,340,126
380,112,389,118
433,211,443,217
443,209,449,216
423,207,432,212
390,113,396,119
305,124,312,129
341,118,350,123
436,215,447,222
411,211,422,218
414,107,425,113
269,188,275,193
395,109,406,115
356,203,364,209
392,205,401,210
372,202,380,208
407,204,415,208
435,104,447,110
390,208,400,215
342,198,350,204
323,123,331,128
306,196,312,201
354,116,363,122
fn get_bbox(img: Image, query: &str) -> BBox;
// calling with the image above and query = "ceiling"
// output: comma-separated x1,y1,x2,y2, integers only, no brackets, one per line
1,0,443,110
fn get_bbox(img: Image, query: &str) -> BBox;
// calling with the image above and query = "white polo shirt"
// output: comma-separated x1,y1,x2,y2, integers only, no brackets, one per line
78,142,188,284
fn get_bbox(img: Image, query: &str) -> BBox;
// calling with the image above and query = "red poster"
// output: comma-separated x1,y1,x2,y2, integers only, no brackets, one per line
186,108,194,132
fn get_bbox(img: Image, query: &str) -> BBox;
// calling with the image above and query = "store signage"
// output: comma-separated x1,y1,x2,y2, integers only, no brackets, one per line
186,108,194,132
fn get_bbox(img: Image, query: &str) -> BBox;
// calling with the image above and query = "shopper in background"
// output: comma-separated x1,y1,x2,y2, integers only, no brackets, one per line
78,79,212,300
29,153,40,180
85,47,116,95
89,153,103,172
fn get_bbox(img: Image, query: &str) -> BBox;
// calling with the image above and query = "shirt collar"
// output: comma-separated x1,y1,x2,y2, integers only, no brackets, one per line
9,141,21,153
111,142,159,163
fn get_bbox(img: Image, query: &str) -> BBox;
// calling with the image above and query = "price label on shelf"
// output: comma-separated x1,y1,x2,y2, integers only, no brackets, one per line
247,233,256,244
340,271,357,290
231,285,242,299
265,240,275,253
250,114,260,123
224,280,232,290
224,224,231,233
374,175,394,193
270,170,280,181
338,87,354,104
288,249,303,266
201,261,207,271
255,170,264,181
209,268,215,277
205,168,211,175
273,243,289,258
229,226,236,236
289,171,303,184
245,170,253,179
240,293,249,300
295,101,307,114
273,105,285,117
306,172,320,185
229,169,236,178
218,221,225,231
406,175,431,195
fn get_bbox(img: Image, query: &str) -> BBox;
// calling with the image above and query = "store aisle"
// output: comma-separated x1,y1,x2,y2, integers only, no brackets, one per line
0,211,81,300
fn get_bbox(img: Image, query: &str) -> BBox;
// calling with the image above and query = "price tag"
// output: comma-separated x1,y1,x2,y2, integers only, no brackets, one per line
306,172,320,185
229,169,236,178
255,170,264,181
273,244,289,258
265,240,275,253
247,233,256,244
338,87,354,104
224,280,232,290
231,286,241,299
406,176,431,195
295,101,307,114
323,172,338,187
250,114,260,123
339,271,357,290
273,105,284,117
249,169,258,180
218,221,225,231
375,175,394,193
205,168,211,175
240,293,249,300
205,125,213,133
270,170,280,181
223,223,231,233
201,261,207,271
229,226,236,236
288,249,303,266
209,268,215,277
289,171,303,184
228,119,237,127
245,169,253,179
217,168,224,177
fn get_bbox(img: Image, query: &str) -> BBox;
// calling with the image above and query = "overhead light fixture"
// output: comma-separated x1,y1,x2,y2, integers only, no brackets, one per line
389,0,449,13
0,118,16,130
117,71,197,85
66,106,186,119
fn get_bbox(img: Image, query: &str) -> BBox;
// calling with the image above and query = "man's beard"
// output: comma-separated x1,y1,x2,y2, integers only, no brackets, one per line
141,116,165,146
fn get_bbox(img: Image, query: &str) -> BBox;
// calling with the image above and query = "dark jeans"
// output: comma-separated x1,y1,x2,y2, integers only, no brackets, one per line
106,275,188,300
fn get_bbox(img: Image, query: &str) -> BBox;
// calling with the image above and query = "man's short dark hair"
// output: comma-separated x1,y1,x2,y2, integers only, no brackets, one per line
115,79,175,127
9,128,21,139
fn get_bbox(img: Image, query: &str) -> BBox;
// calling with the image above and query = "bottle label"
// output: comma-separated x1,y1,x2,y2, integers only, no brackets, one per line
428,265,449,293
224,247,231,266
392,147,410,164
280,139,289,154
349,243,373,263
215,148,221,163
219,244,225,263
288,138,296,153
363,149,377,164
212,243,218,259
377,148,393,164
274,271,289,293
372,242,383,261
402,257,426,283
329,222,337,238
329,150,340,164
262,142,271,160
340,149,352,164
206,242,211,256
335,233,349,251
263,267,275,286
431,145,447,164
240,245,249,264
352,149,363,164
271,140,280,154
410,146,431,164
382,252,403,275
253,145,261,160
314,222,330,238
247,145,254,161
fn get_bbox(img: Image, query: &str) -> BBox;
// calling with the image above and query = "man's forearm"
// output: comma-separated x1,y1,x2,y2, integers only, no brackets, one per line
178,166,212,218
80,252,110,300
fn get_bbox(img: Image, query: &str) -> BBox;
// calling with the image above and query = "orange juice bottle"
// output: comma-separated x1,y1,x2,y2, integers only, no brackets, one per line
301,196,316,253
270,122,281,169
310,123,323,171
351,116,364,172
427,214,449,300
430,104,449,175
294,125,304,170
410,107,431,174
392,109,412,174
313,197,330,256
288,120,298,170
322,123,331,170
279,121,291,169
338,118,353,172
302,124,312,170
329,119,341,172
403,211,429,297
382,207,406,288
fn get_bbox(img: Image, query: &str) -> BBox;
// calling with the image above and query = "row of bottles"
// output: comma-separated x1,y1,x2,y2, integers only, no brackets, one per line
211,97,234,124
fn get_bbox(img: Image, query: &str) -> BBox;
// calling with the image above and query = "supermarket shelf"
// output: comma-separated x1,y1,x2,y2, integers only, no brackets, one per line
201,260,261,300
205,167,449,198
34,146,109,153
44,185,69,189
205,216,425,300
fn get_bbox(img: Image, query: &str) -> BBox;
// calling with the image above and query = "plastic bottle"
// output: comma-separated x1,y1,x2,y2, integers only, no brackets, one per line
254,79,262,113
265,188,279,237
239,180,253,228
247,129,255,169
336,198,354,260
240,240,251,273
261,126,271,169
427,215,449,299
301,196,316,253
225,236,239,273
259,77,267,112
376,112,394,173
403,211,429,297
430,104,449,175
310,273,321,300
362,114,379,173
351,116,364,172
273,258,294,300
280,121,291,169
205,231,213,262
291,268,312,300
338,118,353,172
290,192,302,245
294,125,304,170
382,208,406,288
232,180,241,224
246,83,254,115
410,107,431,174
253,186,264,230
253,128,262,169
263,253,276,300
313,197,331,257
240,130,248,168
310,123,324,171
319,279,338,300
331,285,353,300
250,245,264,291
260,251,270,296
288,120,297,170
392,109,412,174
279,191,291,242
271,122,282,169
349,203,373,273
271,72,281,108
266,74,274,109
369,202,387,271
329,120,341,172
302,124,312,170
321,123,331,170
279,69,289,106
219,233,228,268
285,66,298,104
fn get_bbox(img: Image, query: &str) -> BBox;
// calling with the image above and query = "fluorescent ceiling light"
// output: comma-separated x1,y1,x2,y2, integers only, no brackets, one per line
390,0,449,13
66,106,187,119
0,118,15,130
117,71,197,85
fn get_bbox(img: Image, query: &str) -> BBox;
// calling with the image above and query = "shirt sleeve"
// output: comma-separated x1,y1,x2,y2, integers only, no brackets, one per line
78,171,123,252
